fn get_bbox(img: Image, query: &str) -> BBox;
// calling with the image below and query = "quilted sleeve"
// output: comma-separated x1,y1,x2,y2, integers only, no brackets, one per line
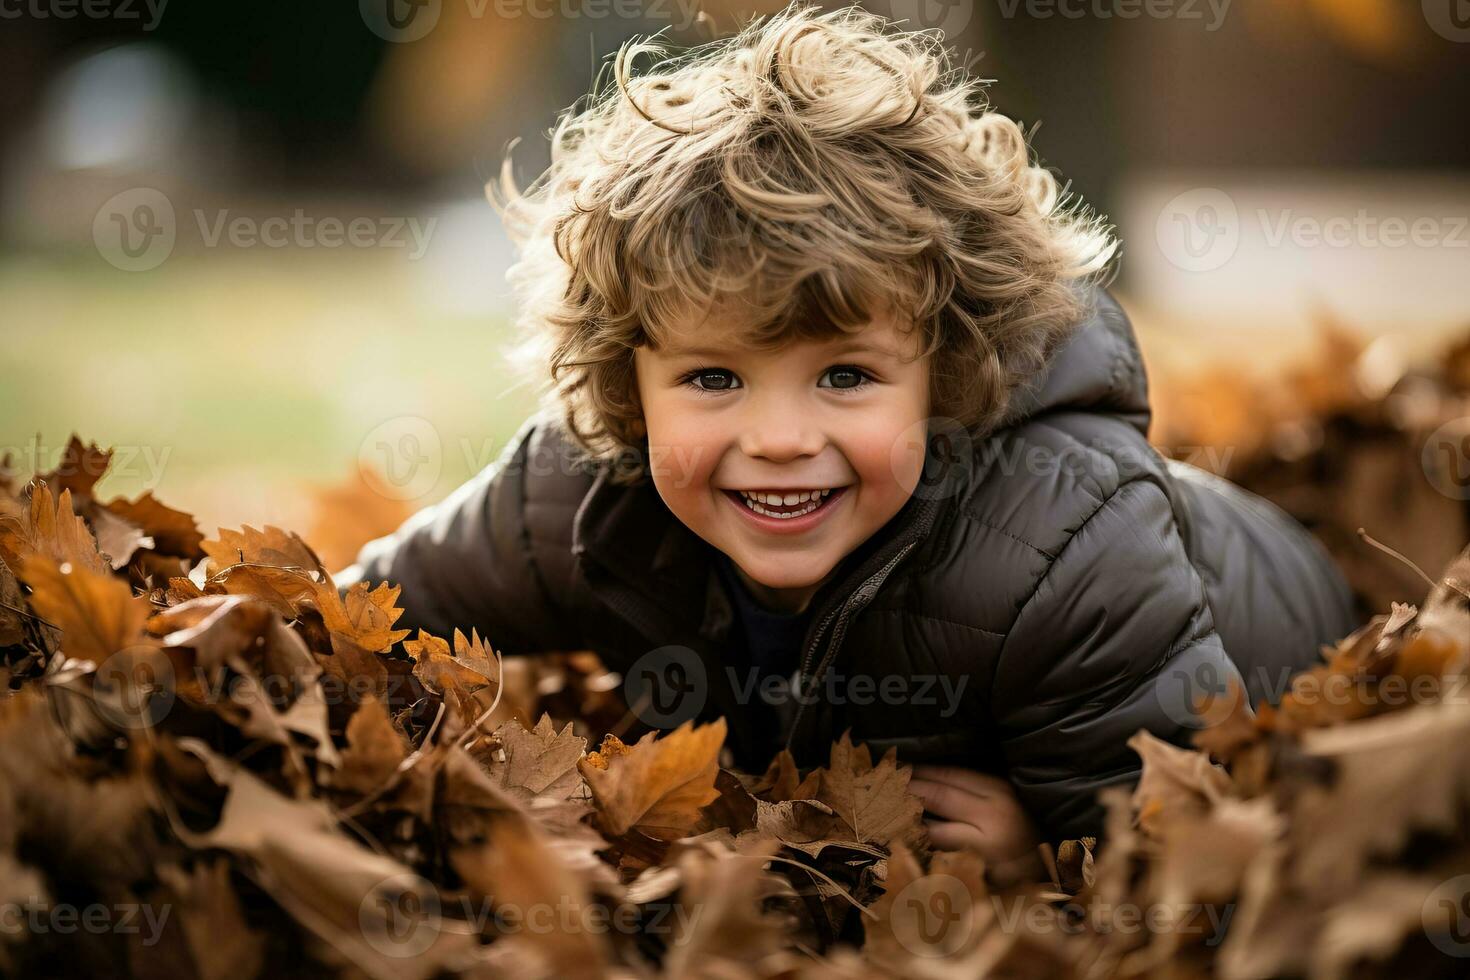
990,475,1243,842
332,416,585,654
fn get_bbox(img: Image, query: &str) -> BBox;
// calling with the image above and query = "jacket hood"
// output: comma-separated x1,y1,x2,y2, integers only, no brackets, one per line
997,287,1152,438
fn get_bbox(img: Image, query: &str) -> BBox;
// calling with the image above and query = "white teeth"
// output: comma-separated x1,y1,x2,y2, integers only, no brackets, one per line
735,487,838,519
737,488,834,505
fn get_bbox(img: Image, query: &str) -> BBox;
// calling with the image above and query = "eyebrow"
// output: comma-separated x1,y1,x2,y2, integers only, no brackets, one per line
660,339,905,359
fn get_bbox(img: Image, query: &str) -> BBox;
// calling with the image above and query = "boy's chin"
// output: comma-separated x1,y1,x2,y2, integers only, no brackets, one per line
727,551,838,591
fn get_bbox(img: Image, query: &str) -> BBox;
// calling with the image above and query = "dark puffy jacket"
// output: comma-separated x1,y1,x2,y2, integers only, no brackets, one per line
336,288,1357,842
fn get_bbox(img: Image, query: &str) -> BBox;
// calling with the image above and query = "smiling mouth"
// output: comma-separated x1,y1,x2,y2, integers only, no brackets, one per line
725,487,844,520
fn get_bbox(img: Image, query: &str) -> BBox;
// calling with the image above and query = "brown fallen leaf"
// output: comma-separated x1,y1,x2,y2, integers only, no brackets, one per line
405,628,499,725
451,817,612,980
814,731,926,849
310,580,412,654
39,435,114,502
865,843,992,966
18,554,150,664
1126,729,1233,837
0,559,26,647
661,837,790,977
305,466,415,572
88,504,151,570
202,525,326,578
331,695,409,796
156,859,267,980
491,713,586,797
106,491,206,560
0,482,110,577
578,718,727,840
172,738,475,980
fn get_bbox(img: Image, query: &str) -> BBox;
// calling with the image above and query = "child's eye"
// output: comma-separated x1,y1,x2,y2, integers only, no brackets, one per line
818,365,874,391
677,365,874,394
679,368,741,393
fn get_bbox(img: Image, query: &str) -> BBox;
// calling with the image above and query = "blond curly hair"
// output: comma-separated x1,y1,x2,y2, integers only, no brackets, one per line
491,1,1118,484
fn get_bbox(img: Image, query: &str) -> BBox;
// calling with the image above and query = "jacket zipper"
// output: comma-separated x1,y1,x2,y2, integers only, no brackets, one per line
784,539,922,754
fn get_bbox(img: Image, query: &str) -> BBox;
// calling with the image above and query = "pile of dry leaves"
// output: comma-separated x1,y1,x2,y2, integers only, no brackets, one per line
1150,314,1470,615
1,435,1469,979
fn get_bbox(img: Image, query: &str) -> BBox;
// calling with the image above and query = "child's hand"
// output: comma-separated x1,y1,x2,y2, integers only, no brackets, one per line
909,764,1048,886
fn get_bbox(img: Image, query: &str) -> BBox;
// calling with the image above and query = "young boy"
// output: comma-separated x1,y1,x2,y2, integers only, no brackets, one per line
335,4,1356,869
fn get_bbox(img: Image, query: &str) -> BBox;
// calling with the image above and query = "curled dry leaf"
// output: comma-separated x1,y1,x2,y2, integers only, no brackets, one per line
405,627,500,725
202,524,326,578
815,731,926,850
0,483,110,577
18,554,150,664
578,719,727,840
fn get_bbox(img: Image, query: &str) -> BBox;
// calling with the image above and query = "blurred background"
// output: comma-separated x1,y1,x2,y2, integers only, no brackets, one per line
1,0,1468,608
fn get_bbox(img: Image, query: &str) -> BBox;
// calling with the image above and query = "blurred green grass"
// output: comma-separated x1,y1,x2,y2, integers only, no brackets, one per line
0,246,540,536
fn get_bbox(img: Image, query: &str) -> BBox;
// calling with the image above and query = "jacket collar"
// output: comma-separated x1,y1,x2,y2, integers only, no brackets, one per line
569,462,943,645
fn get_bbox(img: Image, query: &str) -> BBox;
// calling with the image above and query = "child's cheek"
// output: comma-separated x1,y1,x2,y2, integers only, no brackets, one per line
644,413,719,492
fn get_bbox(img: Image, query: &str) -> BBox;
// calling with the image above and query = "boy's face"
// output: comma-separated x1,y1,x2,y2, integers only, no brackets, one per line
633,300,931,615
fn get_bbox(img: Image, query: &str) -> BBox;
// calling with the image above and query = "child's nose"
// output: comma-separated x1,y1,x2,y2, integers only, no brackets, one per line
737,400,826,462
